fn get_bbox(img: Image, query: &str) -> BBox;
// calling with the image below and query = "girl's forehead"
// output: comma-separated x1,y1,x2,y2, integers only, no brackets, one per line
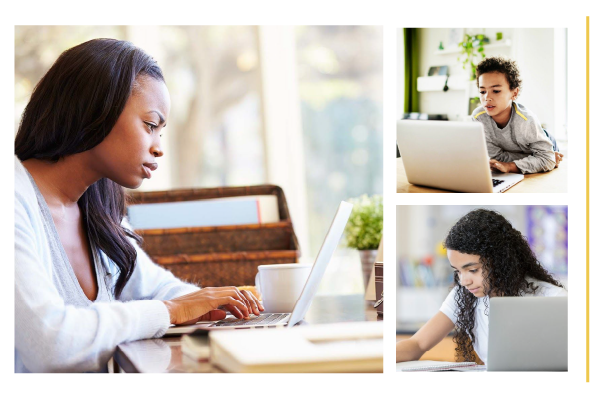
447,249,481,264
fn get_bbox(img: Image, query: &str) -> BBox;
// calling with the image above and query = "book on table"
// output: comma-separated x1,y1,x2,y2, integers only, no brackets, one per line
207,321,383,373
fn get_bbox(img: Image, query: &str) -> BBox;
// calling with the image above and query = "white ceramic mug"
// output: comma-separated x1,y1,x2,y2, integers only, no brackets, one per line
255,263,312,313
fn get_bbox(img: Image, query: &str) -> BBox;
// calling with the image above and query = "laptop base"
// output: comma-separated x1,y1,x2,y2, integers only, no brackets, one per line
491,172,525,193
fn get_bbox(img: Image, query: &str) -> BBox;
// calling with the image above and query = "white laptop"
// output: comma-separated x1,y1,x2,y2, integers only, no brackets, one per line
397,120,524,193
165,201,353,334
488,297,568,371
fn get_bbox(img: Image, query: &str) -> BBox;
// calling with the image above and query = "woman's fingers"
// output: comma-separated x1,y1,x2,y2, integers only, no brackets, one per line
241,290,259,315
233,288,252,312
199,287,247,315
166,287,256,325
223,303,248,320
241,290,263,315
206,287,263,317
217,287,250,311
250,290,264,312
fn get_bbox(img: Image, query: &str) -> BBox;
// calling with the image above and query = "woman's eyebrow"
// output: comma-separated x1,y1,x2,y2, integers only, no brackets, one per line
148,110,166,126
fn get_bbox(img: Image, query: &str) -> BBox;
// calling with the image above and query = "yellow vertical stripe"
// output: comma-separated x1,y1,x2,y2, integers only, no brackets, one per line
586,15,590,383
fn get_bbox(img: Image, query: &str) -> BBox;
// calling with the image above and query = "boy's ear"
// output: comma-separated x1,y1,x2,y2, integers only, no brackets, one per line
512,87,520,100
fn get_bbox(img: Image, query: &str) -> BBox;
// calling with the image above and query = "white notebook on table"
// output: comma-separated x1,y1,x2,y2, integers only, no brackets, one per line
396,360,485,372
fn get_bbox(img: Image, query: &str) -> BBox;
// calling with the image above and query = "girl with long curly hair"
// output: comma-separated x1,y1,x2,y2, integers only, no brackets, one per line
395,208,566,365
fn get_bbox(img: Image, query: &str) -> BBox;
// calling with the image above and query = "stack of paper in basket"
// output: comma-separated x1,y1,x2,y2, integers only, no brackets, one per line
126,185,300,288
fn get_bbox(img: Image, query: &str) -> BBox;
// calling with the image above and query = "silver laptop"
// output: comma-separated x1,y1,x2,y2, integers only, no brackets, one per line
165,201,353,334
397,120,524,193
488,297,568,371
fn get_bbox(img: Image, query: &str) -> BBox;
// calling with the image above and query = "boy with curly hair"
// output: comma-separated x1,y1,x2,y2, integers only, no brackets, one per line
472,57,563,174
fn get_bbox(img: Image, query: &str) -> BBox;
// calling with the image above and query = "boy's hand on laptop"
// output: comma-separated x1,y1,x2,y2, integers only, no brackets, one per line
163,286,263,325
489,159,519,174
555,152,564,167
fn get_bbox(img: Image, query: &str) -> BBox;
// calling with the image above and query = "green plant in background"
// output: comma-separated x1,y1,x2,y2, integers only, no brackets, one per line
344,194,383,250
468,96,481,115
457,33,489,80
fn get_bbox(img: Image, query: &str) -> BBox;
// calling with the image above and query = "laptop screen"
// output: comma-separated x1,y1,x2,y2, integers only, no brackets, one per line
287,201,353,327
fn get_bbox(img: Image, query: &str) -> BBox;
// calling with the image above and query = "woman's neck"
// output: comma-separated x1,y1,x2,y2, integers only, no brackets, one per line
22,153,101,208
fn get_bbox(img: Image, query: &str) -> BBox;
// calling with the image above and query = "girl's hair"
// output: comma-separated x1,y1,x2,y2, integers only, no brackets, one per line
443,209,563,362
15,38,165,299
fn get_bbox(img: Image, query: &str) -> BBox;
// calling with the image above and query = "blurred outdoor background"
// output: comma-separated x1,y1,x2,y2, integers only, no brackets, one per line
397,28,568,152
396,205,568,333
15,26,383,295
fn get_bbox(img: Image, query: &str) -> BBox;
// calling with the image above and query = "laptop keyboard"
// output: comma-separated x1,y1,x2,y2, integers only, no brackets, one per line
213,313,288,327
492,179,505,187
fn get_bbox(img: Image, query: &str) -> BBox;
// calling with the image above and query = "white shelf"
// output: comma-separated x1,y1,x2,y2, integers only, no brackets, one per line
417,75,469,92
434,39,512,56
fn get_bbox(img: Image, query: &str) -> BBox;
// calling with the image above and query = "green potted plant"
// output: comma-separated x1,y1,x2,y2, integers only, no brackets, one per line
344,194,383,289
457,33,489,80
468,96,481,115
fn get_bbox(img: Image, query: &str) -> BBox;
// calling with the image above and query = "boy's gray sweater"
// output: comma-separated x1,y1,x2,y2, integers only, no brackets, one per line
471,102,555,174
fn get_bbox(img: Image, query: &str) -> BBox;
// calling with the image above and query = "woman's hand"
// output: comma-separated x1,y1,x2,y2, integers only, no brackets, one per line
162,287,264,325
489,159,519,174
555,151,564,168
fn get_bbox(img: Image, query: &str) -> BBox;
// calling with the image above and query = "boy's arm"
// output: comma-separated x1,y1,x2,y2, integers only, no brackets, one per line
478,114,532,164
512,145,556,173
512,120,556,174
486,140,528,163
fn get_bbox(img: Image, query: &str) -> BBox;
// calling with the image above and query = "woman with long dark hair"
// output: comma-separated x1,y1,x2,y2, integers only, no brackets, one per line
15,38,262,373
395,209,566,365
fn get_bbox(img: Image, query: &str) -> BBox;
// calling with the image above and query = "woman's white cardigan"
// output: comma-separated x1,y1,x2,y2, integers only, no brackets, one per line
14,156,198,372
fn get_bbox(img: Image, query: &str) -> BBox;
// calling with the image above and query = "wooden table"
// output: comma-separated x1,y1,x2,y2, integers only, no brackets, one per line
396,334,456,362
113,294,380,373
396,332,483,365
397,158,568,193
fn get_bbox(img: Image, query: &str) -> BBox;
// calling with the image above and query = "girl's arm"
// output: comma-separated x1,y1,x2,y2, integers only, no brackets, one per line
396,311,455,362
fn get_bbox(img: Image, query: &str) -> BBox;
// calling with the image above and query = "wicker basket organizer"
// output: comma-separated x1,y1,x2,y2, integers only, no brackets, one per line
127,185,300,287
